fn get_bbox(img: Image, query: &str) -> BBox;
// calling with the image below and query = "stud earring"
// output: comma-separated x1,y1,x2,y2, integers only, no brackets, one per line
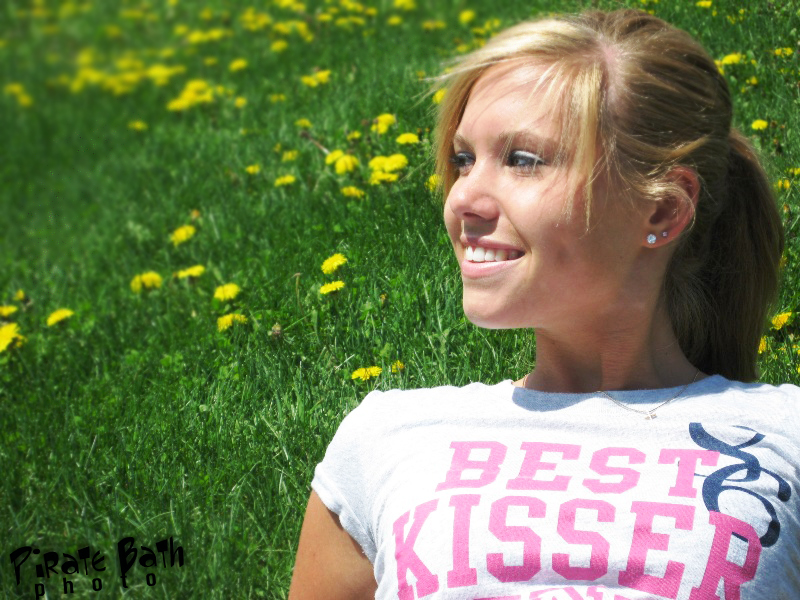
646,233,657,244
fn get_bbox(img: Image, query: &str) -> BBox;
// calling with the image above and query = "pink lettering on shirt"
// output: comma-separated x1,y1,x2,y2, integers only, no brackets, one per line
393,499,440,600
507,442,581,491
447,494,480,588
436,442,508,491
689,511,761,600
553,498,615,581
487,496,546,583
658,449,720,498
583,448,645,494
618,501,695,599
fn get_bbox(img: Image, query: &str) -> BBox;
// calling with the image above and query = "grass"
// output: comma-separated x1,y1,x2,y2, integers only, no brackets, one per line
1,0,799,598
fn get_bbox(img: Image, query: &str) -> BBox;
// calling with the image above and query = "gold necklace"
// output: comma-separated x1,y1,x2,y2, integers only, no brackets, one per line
522,370,701,420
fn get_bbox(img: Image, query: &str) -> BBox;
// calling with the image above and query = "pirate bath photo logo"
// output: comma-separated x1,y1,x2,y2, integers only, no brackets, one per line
9,536,186,597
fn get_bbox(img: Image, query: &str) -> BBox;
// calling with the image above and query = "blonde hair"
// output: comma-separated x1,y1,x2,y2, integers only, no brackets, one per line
433,9,784,381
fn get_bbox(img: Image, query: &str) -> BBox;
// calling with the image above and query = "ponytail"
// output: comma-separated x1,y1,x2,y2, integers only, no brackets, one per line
666,130,784,381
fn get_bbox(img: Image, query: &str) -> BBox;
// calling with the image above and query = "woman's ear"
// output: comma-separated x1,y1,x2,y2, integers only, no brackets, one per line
643,166,699,247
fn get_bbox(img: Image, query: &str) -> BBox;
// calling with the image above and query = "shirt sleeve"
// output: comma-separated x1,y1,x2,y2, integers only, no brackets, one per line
311,390,383,563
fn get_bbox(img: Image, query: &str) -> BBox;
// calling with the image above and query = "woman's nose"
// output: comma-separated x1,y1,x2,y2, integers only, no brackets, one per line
445,164,500,223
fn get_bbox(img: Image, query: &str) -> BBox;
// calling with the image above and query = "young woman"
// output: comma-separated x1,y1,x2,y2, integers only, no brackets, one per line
289,9,799,600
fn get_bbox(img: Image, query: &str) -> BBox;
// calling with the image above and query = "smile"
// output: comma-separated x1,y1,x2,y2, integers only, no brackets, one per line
465,245,523,263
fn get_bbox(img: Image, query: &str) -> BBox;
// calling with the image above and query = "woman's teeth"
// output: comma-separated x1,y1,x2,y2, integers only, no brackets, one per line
465,246,522,263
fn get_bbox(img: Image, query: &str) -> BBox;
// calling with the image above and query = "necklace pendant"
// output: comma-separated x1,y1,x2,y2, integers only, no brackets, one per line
645,413,657,420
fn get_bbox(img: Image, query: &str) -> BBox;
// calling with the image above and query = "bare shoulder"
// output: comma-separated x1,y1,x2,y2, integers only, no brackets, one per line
288,491,377,600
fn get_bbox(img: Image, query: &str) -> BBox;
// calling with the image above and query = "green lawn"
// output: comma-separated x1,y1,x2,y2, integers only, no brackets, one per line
1,0,798,597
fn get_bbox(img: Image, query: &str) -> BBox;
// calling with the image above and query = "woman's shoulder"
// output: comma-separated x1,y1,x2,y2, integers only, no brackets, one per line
703,374,800,402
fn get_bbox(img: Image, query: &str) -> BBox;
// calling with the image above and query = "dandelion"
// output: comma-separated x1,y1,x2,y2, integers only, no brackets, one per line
335,155,359,174
720,53,743,65
751,119,768,131
320,281,345,295
131,271,163,293
391,360,405,373
371,113,396,134
387,15,403,26
301,70,331,87
393,0,415,10
771,312,792,330
0,305,18,318
214,283,241,302
758,336,767,354
271,40,288,52
696,0,712,7
246,164,261,175
747,76,758,86
295,118,312,128
13,289,26,302
346,130,362,141
774,48,794,57
426,174,441,191
432,88,447,104
234,96,247,108
321,253,347,274
351,366,382,381
128,120,148,131
270,93,287,103
281,150,298,162
275,174,296,187
0,323,26,352
325,149,345,165
217,313,247,332
369,171,399,185
47,308,74,327
459,10,476,25
371,153,408,172
229,58,248,72
170,224,196,246
396,132,419,144
341,186,365,198
422,20,446,31
775,179,790,191
175,265,205,279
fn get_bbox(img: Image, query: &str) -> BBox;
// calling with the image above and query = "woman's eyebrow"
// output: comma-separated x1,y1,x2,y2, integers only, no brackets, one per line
498,130,557,154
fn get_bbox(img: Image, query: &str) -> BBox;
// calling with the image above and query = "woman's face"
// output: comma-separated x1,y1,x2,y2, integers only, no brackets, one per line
443,62,649,332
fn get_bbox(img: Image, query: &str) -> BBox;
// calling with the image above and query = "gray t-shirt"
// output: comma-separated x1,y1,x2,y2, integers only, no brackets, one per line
312,375,800,599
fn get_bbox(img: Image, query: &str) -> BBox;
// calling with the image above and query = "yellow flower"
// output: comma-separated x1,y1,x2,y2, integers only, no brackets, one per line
175,265,205,279
47,308,74,327
234,96,247,108
341,186,365,198
271,40,288,52
758,336,767,354
14,289,26,302
747,76,758,86
426,174,440,191
170,224,196,246
720,53,743,65
295,118,312,128
275,174,296,187
351,366,382,381
321,253,347,274
229,58,248,72
373,153,408,172
396,132,419,144
217,313,247,332
301,70,331,87
459,10,476,25
270,93,287,103
246,164,261,174
0,305,18,318
369,171,399,185
282,150,299,162
696,0,712,7
371,113,396,134
432,88,447,104
214,283,241,301
775,179,791,191
346,130,362,141
774,47,794,57
320,281,345,295
0,322,26,352
335,155,359,174
422,20,446,31
131,271,163,293
387,15,402,26
393,0,415,10
128,120,148,131
771,312,792,330
204,56,218,66
325,149,345,165
751,119,768,131
391,360,405,373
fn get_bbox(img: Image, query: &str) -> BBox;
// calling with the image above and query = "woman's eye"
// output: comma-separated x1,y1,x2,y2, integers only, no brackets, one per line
449,152,474,174
507,150,544,171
